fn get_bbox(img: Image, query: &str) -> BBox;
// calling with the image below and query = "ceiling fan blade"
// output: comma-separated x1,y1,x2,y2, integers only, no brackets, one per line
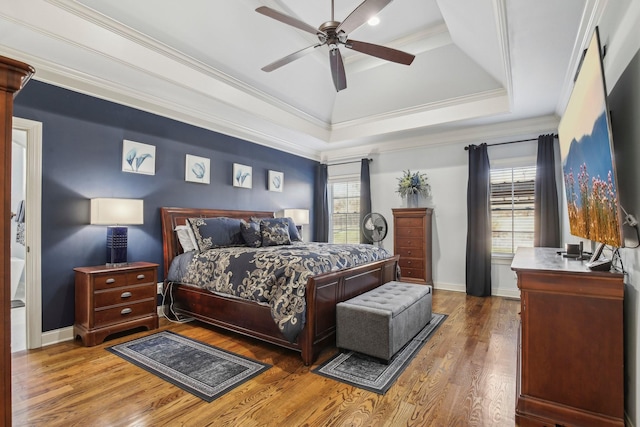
345,39,415,65
261,44,321,72
336,0,393,35
329,48,347,91
256,6,325,36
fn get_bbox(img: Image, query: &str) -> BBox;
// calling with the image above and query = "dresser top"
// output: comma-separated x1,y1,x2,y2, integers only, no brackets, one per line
511,247,623,277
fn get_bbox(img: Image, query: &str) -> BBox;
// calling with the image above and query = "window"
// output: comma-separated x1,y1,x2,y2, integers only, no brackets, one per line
490,166,536,255
330,179,361,244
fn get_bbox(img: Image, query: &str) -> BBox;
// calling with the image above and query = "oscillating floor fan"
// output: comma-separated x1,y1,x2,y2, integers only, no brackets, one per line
362,212,388,247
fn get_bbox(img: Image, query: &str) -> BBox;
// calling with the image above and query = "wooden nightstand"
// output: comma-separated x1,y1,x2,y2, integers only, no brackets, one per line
74,262,159,346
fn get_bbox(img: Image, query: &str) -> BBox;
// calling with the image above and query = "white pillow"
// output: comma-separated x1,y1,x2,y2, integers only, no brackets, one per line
175,224,198,252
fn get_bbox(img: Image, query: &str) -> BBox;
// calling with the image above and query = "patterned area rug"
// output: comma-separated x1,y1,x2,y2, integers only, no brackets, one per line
313,313,447,395
107,331,270,402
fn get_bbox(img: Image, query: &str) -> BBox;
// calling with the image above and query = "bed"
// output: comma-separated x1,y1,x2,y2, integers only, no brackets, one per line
160,207,399,365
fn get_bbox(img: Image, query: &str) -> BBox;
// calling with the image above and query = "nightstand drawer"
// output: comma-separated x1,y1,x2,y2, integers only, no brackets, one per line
94,284,156,308
93,273,128,290
126,269,155,285
94,299,156,327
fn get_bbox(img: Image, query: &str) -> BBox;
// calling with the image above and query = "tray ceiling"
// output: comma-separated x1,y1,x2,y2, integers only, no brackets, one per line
0,0,598,160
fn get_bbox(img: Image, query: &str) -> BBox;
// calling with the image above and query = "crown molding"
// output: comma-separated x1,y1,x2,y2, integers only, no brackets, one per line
492,0,513,107
0,45,323,161
321,114,559,161
46,0,329,128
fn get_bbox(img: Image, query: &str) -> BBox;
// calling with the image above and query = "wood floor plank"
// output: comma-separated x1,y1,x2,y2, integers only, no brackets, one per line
12,290,520,426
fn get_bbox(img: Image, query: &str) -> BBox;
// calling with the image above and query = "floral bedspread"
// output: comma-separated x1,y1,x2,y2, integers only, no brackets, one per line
167,242,391,342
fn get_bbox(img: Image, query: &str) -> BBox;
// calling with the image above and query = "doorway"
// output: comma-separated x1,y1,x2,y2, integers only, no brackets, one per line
10,130,26,351
11,117,42,351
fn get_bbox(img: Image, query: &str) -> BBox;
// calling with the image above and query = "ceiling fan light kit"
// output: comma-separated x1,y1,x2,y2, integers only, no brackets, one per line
256,0,415,92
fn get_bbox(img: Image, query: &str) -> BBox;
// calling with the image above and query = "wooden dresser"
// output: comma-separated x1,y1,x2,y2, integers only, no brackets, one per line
74,262,159,346
392,208,433,285
511,247,624,427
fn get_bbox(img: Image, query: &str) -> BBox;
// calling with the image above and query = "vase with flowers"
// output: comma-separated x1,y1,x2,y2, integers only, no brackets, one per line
396,170,430,207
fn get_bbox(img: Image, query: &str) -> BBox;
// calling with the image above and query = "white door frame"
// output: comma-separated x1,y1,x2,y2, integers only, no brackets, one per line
13,117,42,349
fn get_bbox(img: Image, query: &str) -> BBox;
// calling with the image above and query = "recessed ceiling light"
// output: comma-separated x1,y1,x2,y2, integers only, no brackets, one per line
368,16,380,26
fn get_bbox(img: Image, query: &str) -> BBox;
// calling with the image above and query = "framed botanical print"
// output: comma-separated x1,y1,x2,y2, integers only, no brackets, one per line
233,163,252,188
185,154,210,184
268,170,283,192
122,140,155,175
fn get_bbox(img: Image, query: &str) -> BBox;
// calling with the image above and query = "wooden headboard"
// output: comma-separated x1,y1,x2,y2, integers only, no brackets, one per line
160,207,274,279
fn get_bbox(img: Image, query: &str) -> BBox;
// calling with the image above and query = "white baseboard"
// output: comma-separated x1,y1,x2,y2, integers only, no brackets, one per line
39,307,168,348
434,282,465,293
434,282,520,299
41,326,74,347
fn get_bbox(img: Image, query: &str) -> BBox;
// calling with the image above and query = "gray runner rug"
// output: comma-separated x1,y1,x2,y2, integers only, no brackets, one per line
107,330,270,402
313,313,447,394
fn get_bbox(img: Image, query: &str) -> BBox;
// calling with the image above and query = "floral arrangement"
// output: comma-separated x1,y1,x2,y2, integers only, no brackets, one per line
396,169,430,198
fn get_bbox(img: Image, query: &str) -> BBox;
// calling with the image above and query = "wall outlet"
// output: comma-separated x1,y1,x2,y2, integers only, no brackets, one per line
157,282,164,295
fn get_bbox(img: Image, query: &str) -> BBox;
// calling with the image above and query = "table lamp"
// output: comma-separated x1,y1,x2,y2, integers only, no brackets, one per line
278,208,309,232
90,198,144,266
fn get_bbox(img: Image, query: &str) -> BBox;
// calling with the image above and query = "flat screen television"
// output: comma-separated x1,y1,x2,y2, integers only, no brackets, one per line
558,27,624,264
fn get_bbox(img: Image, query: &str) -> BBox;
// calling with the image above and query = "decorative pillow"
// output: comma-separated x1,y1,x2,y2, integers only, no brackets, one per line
252,217,302,242
240,219,262,247
174,225,198,252
187,217,244,251
260,220,292,246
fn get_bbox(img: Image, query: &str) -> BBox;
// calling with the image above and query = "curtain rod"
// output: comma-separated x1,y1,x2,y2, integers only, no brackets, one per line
327,158,373,166
464,134,558,151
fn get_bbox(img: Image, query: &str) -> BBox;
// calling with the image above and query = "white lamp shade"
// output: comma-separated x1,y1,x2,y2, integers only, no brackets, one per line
279,208,309,226
91,198,144,225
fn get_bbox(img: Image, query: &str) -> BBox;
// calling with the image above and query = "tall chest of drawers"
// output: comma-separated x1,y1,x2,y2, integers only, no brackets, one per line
74,261,159,346
392,208,433,285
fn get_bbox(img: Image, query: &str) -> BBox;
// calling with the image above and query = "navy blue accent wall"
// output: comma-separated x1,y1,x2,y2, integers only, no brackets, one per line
14,81,318,332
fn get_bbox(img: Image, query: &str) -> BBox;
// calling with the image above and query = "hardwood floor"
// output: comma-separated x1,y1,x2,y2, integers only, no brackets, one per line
12,290,520,426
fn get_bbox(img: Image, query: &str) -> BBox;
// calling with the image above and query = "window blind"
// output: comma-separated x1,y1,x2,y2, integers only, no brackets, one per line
330,180,361,244
490,166,536,255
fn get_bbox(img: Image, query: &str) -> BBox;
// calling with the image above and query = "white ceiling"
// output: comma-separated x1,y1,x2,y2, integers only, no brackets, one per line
0,0,601,161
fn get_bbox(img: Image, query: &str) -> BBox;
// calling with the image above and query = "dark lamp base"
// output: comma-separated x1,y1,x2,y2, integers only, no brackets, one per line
106,226,128,265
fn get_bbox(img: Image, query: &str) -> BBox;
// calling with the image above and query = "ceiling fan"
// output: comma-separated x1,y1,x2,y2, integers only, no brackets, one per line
256,0,415,92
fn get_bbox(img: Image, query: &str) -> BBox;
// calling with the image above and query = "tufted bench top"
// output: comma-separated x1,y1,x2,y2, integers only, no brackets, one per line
340,281,432,318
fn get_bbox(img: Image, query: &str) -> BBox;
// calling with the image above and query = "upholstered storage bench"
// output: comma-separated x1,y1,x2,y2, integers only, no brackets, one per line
336,281,433,361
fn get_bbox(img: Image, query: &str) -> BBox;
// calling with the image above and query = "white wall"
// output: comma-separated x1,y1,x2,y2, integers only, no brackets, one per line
365,137,546,298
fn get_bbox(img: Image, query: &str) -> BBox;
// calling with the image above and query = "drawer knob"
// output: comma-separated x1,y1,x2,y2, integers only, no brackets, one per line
407,261,412,265
136,274,145,280
121,292,132,299
106,278,116,284
407,251,412,255
121,308,132,315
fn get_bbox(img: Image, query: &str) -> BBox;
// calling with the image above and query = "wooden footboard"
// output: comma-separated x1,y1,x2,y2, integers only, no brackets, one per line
160,206,399,365
167,255,399,365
